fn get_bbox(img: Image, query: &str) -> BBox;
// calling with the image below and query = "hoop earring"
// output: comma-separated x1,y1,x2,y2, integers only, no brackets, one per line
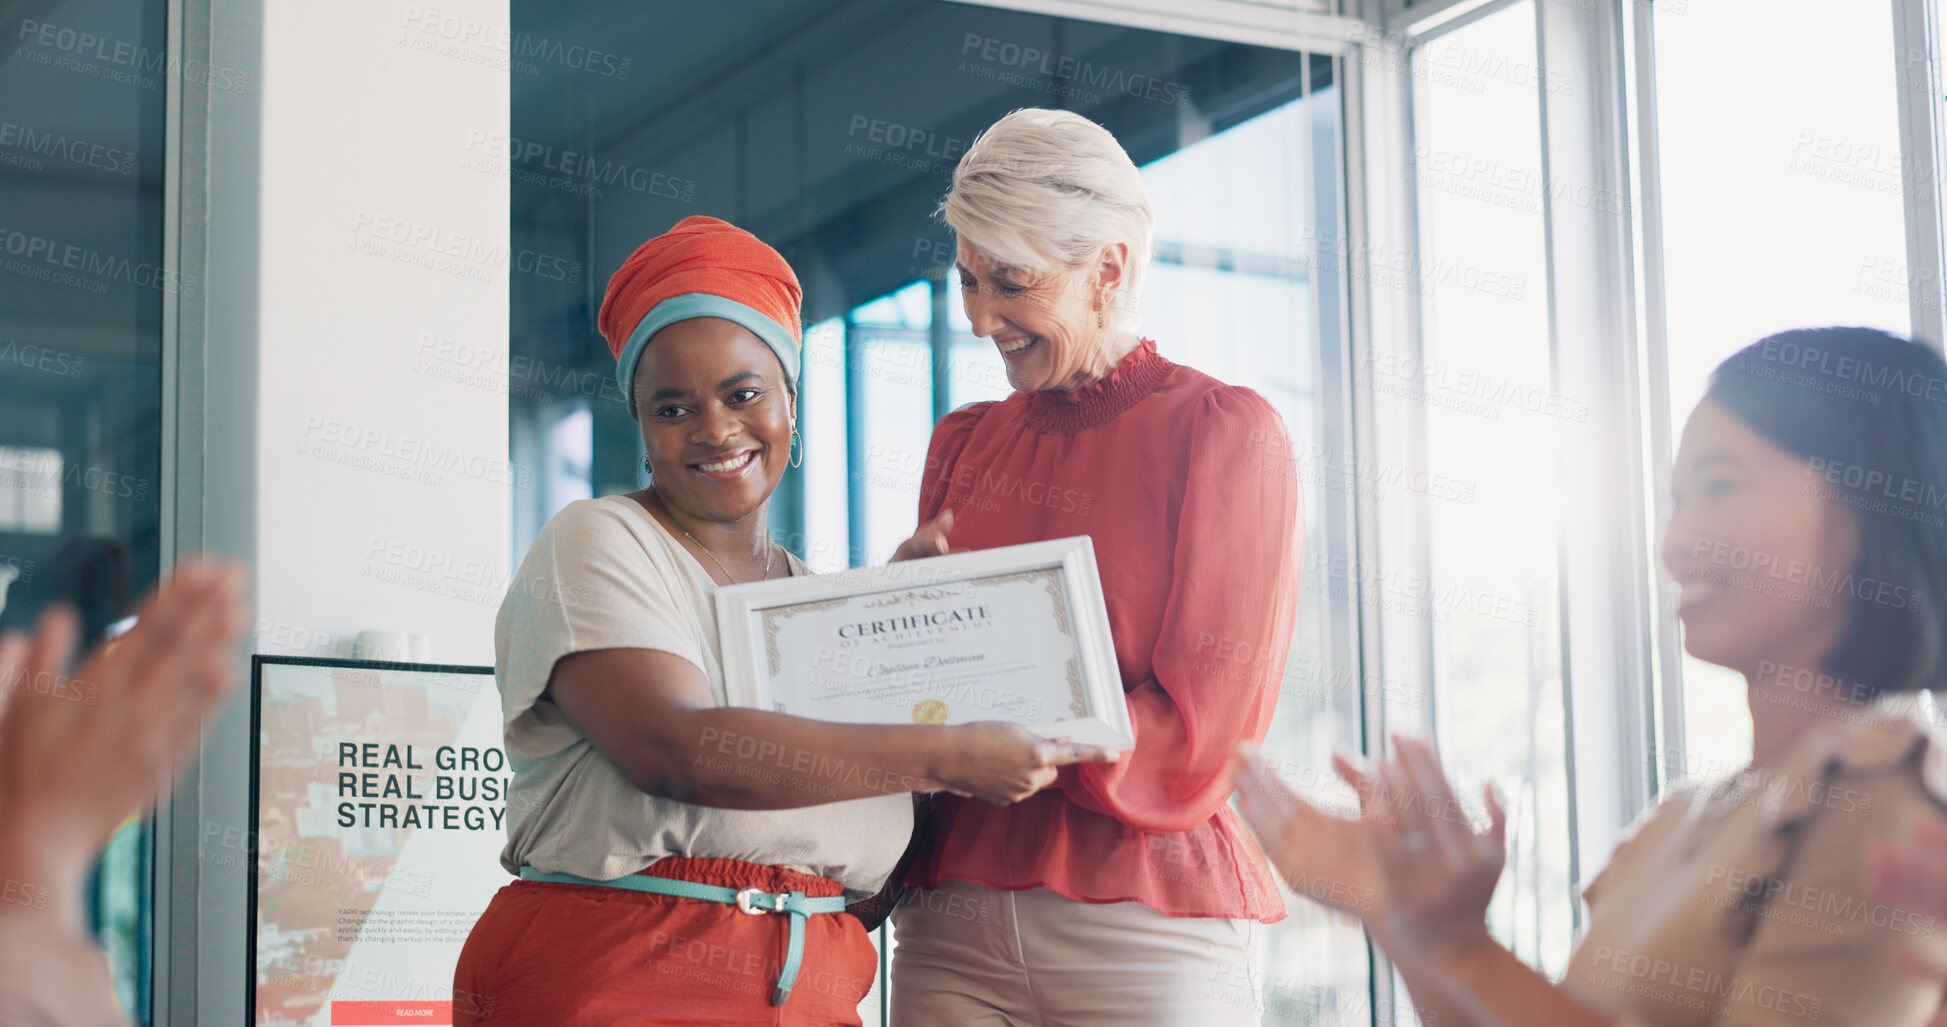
789,429,803,468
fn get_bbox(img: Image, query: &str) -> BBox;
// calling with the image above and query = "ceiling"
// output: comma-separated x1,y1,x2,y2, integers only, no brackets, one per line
507,0,1333,375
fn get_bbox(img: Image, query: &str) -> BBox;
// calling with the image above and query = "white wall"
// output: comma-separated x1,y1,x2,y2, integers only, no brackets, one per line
169,2,509,1021
255,1,511,667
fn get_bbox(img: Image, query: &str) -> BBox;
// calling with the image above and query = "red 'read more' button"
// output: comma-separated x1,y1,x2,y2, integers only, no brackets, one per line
329,1001,453,1025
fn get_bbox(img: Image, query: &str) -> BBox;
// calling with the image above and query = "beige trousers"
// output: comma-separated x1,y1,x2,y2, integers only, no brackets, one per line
888,879,1264,1026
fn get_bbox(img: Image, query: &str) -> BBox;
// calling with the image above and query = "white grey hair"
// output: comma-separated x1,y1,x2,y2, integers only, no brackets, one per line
940,108,1153,333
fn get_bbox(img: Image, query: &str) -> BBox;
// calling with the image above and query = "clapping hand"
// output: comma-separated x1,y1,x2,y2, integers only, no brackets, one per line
1362,735,1507,963
1233,735,1507,965
1230,743,1385,918
0,560,248,901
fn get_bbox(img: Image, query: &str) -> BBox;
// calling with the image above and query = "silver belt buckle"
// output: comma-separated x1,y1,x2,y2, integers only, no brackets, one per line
736,886,783,915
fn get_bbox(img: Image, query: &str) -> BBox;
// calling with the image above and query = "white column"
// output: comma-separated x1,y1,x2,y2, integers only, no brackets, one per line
256,1,511,666
163,0,509,1020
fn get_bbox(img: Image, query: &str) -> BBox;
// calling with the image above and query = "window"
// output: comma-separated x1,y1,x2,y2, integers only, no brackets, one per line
799,317,853,572
1408,0,1576,974
507,3,1352,1020
1652,0,1908,783
850,282,938,565
0,446,63,535
1139,87,1369,1024
0,0,169,1017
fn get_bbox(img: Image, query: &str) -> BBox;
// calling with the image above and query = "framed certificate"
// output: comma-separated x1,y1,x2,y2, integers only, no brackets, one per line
715,536,1134,749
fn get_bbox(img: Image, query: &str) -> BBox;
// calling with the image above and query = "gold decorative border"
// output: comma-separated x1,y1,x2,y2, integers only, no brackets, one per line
978,568,1071,636
760,597,852,677
1065,657,1086,718
1041,572,1071,636
862,587,966,608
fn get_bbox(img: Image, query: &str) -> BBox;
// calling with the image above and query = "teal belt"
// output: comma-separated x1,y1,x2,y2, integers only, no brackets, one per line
519,866,848,1006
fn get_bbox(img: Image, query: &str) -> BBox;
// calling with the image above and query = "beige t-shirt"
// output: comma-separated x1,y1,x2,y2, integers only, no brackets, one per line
494,494,912,900
1562,699,1947,1026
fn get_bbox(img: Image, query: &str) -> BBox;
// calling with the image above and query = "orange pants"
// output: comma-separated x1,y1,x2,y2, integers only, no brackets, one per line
452,857,877,1026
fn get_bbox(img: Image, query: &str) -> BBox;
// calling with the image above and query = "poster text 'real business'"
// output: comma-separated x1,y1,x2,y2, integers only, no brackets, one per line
335,742,511,831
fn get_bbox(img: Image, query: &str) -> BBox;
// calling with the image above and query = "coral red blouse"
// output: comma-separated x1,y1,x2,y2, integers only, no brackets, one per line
905,339,1302,922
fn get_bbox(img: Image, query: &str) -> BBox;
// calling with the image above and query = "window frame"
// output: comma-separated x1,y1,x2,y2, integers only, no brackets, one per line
1892,0,1947,349
1366,0,1662,978
157,0,268,1019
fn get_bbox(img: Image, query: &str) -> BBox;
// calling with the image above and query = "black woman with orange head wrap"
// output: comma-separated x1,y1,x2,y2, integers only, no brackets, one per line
452,216,1117,1026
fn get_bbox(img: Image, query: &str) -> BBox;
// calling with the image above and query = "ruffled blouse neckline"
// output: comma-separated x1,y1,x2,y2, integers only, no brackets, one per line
1022,338,1172,435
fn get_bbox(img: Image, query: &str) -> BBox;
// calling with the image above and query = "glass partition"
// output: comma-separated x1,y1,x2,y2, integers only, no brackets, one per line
1410,0,1576,975
504,1,1357,1020
0,0,170,1019
1651,0,1909,784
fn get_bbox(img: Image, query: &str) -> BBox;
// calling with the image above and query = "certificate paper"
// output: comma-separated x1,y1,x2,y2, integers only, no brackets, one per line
716,537,1134,749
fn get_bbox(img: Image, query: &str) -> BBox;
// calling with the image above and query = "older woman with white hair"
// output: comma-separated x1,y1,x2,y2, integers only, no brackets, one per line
888,108,1304,1024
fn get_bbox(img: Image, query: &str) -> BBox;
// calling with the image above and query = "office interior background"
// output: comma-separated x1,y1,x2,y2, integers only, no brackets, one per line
2,0,1944,1022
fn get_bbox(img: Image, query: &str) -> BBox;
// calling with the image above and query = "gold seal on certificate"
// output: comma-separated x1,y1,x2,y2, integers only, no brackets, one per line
714,537,1135,750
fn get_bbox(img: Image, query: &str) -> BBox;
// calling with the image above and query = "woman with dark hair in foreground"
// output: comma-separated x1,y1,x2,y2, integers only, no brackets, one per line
1237,327,1947,1026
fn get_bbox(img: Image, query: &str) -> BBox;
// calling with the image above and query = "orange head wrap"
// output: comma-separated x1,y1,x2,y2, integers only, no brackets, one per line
598,215,804,412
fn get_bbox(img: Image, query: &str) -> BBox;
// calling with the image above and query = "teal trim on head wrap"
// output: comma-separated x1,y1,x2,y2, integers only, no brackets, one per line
615,293,801,411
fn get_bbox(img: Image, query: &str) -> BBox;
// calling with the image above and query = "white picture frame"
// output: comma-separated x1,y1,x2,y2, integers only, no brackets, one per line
714,536,1134,749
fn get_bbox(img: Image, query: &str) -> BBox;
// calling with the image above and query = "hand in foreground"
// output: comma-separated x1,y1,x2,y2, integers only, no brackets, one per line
0,559,249,887
934,721,1118,805
892,509,956,562
1230,743,1384,918
1363,735,1506,963
1869,819,1947,1027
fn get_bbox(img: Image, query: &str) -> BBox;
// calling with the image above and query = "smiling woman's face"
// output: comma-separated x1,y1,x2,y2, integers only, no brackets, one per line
634,316,793,524
955,238,1120,393
1659,397,1858,678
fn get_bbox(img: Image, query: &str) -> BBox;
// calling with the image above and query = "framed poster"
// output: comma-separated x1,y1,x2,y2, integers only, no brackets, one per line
248,657,506,1026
